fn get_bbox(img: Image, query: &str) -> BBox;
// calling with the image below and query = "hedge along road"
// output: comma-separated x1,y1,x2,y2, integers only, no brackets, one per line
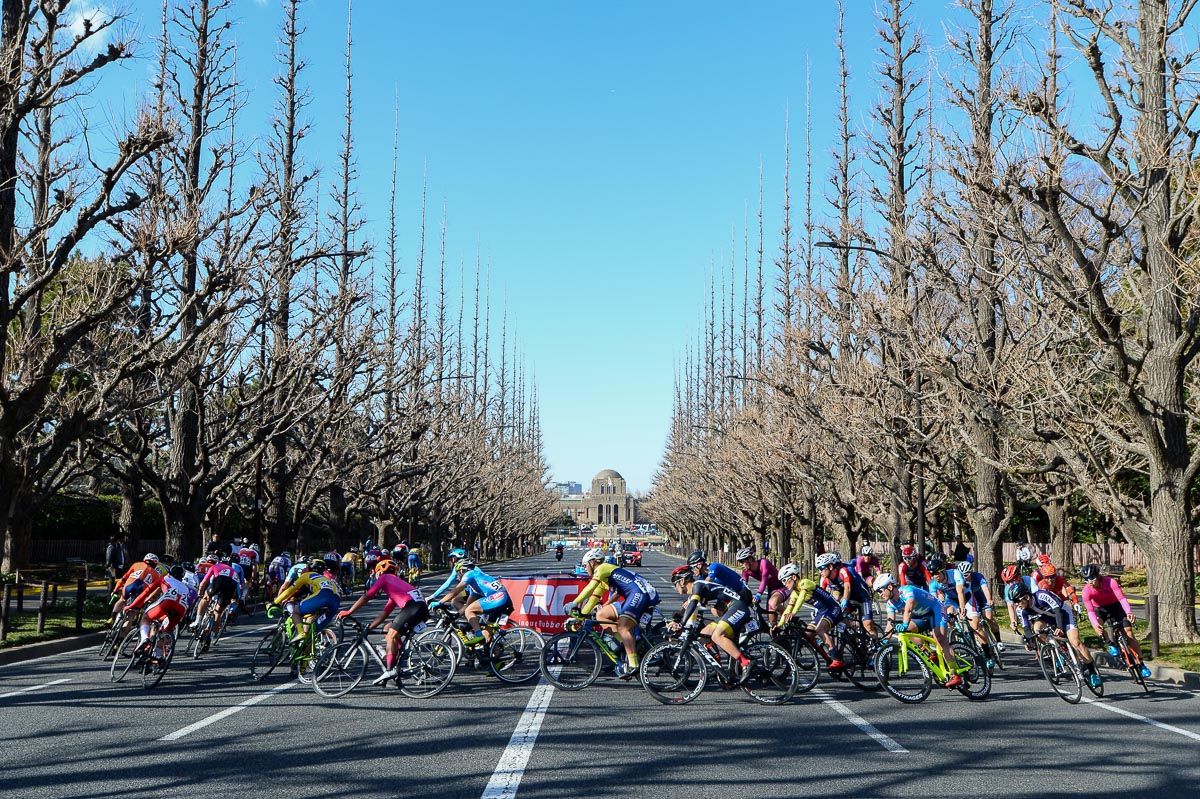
0,551,1198,799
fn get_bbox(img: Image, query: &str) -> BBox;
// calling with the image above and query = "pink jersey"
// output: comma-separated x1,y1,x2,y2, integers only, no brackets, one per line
364,573,424,614
1082,576,1132,627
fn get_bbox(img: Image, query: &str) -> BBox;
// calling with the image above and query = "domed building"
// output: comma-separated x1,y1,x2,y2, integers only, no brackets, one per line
556,468,636,529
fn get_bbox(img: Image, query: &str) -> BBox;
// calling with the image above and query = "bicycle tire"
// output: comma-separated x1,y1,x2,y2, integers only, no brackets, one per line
398,638,458,698
777,630,822,694
250,627,289,681
312,641,368,698
142,633,176,689
1039,641,1082,704
295,628,339,685
840,629,882,691
416,627,466,663
639,640,707,705
540,632,603,690
741,641,800,705
110,630,143,683
950,642,991,700
98,621,124,661
874,640,932,704
488,626,544,684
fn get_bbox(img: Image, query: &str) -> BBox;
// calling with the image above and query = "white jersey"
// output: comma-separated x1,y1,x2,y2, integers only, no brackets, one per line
157,575,196,609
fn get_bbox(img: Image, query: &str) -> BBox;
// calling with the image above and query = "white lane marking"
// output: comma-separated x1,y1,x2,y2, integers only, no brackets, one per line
812,688,908,753
481,677,557,798
159,681,298,741
1082,696,1200,743
0,677,71,699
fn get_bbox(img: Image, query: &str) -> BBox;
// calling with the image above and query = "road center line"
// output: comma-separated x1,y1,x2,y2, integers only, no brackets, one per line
0,677,71,699
481,677,557,799
159,681,298,741
1082,696,1200,743
812,688,908,753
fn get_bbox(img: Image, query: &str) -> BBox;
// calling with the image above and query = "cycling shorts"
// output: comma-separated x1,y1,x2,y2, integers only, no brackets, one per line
298,589,341,631
145,597,187,632
971,589,992,611
1095,602,1129,627
122,579,147,602
717,599,752,635
388,601,430,636
479,595,514,624
207,575,238,604
848,598,873,622
615,590,659,621
813,604,844,629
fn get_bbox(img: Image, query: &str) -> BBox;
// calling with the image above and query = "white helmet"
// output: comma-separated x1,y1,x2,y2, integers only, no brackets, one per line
815,553,839,570
860,544,873,555
250,544,259,552
582,547,606,565
873,573,896,592
778,563,801,581
736,546,755,562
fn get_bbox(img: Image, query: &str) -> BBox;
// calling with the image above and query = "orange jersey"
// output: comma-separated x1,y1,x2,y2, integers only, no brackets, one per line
1035,572,1078,604
117,561,163,593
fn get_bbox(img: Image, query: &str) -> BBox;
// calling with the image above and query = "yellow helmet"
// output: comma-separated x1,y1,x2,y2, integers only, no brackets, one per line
798,579,816,594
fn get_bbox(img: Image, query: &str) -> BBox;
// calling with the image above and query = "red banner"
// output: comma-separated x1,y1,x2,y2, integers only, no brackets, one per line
501,575,605,634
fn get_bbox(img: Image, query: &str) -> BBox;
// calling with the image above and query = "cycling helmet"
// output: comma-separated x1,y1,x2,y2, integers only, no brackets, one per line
956,560,974,575
873,573,895,592
391,546,406,559
670,565,693,584
778,563,801,581
1000,564,1020,583
219,556,233,565
448,548,467,560
829,551,842,563
686,549,706,566
281,551,291,560
1080,564,1100,581
182,561,195,572
582,547,606,565
323,553,340,570
169,565,185,580
815,553,839,570
144,553,159,565
736,546,755,562
797,578,817,594
1009,582,1031,602
1036,553,1053,566
309,558,328,572
1039,562,1058,578
250,544,259,553
900,544,916,559
374,560,398,576
456,558,476,572
860,544,873,556
927,555,947,573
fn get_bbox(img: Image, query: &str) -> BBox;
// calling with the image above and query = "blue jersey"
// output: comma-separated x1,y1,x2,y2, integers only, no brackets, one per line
823,563,871,604
461,568,507,600
929,569,968,607
1004,575,1035,603
285,563,307,584
889,584,942,618
705,562,747,594
967,572,990,598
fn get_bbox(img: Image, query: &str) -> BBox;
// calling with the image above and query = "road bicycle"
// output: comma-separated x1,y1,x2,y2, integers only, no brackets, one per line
259,604,340,684
186,601,234,659
772,613,879,692
639,621,801,706
110,621,177,689
874,627,991,703
1028,630,1083,703
538,610,667,690
98,606,143,662
311,614,457,699
416,603,544,684
1103,617,1151,693
249,610,299,681
947,613,997,675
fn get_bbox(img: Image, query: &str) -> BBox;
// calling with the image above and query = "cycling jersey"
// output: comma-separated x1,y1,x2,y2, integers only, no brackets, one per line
899,560,932,590
237,547,258,571
275,570,342,629
116,561,162,597
929,568,970,608
681,579,751,635
364,573,425,614
886,584,946,629
1082,576,1133,629
458,567,507,603
1018,588,1076,633
741,558,783,596
1034,571,1079,605
820,563,872,606
853,554,880,580
573,562,659,620
182,571,201,594
139,575,194,633
268,556,291,583
705,562,748,594
967,572,991,603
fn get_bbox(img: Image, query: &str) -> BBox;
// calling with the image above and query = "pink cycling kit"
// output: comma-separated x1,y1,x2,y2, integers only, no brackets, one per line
364,573,424,615
1082,576,1132,627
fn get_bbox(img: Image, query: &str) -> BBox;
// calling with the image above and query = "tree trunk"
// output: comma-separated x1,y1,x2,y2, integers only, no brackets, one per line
1142,481,1199,642
1046,497,1074,572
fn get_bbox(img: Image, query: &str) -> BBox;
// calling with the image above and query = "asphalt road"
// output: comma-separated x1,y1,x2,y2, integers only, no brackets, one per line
2,551,1198,799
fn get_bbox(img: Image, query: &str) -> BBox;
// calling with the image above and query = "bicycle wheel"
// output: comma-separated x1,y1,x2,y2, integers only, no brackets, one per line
98,621,124,661
296,628,339,685
110,630,143,683
1076,648,1104,698
142,633,176,689
416,627,466,663
741,641,800,705
250,628,289,681
874,641,932,704
778,631,821,694
639,640,707,705
840,631,882,691
950,642,991,700
539,632,603,690
1038,643,1082,704
1119,637,1151,693
398,638,458,698
488,626,544,684
312,641,368,698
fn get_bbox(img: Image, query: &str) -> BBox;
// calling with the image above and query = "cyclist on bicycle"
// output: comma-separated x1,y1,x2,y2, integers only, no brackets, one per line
563,547,660,678
110,554,163,620
407,546,423,581
873,572,962,688
898,544,932,590
817,552,878,636
1081,563,1151,679
337,560,429,684
928,555,988,654
959,559,1002,649
1033,556,1081,609
364,544,383,577
1010,581,1101,688
267,551,292,596
189,557,242,629
272,557,343,644
669,564,753,679
180,561,201,594
854,545,881,582
429,558,511,646
129,565,195,652
237,540,259,590
737,545,785,620
778,567,846,670
426,548,470,609
340,549,358,588
687,549,752,604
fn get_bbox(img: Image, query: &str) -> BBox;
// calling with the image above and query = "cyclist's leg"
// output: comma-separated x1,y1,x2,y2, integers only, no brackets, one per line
711,600,751,667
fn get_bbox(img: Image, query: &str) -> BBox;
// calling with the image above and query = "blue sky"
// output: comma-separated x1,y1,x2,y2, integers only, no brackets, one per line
90,0,1045,493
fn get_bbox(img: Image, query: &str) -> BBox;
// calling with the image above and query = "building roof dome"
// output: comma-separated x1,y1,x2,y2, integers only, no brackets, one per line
594,468,623,481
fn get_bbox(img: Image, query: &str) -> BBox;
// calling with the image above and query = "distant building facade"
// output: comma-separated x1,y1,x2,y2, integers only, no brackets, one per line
556,469,635,528
551,481,583,497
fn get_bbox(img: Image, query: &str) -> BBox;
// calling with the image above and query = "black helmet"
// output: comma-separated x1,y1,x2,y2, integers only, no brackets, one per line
169,565,185,580
1009,582,1031,602
928,554,947,573
1080,564,1100,581
310,558,328,573
686,550,706,566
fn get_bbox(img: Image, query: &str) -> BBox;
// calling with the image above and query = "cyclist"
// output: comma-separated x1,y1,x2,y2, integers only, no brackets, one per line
928,555,989,660
337,560,429,684
1010,581,1101,688
687,549,752,604
854,545,881,582
778,567,848,669
426,548,470,610
338,549,357,589
428,558,511,646
110,554,163,620
873,572,963,688
391,543,408,568
898,544,932,590
960,560,1002,648
407,546,423,581
1081,563,1151,679
128,564,195,653
364,544,384,578
189,557,241,630
669,564,753,679
817,552,878,636
236,540,259,588
1033,556,1081,609
563,547,661,678
272,557,343,644
267,551,292,601
737,545,784,613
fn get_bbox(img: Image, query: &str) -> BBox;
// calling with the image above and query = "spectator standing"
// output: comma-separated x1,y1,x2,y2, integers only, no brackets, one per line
105,534,127,593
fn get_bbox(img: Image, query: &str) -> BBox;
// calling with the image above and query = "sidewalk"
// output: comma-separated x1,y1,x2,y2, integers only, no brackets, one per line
997,629,1200,690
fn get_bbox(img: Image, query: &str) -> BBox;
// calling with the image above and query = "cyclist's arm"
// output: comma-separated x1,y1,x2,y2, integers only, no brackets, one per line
274,577,306,606
427,571,460,603
573,578,603,615
1108,578,1134,618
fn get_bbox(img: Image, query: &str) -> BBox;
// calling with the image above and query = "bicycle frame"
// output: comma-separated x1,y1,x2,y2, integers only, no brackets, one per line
894,631,968,682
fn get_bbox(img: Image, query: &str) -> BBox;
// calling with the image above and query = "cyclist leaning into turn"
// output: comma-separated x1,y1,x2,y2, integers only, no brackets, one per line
563,547,661,678
668,564,753,679
271,557,343,644
1010,581,1102,689
337,559,429,684
1080,563,1152,680
873,572,963,689
428,558,512,646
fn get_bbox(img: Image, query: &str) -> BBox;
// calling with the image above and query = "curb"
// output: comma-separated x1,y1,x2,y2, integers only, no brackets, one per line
996,629,1200,690
0,631,105,667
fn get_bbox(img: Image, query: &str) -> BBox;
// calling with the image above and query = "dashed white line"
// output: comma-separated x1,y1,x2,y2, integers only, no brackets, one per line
481,677,557,798
1082,696,1200,743
159,681,298,741
812,688,908,753
0,677,71,699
